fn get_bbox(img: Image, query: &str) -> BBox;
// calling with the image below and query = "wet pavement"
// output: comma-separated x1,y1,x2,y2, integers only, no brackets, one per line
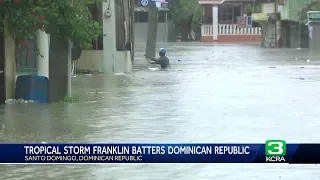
1,42,320,179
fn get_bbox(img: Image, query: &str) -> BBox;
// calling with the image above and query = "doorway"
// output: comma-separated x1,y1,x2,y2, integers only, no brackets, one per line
0,27,5,104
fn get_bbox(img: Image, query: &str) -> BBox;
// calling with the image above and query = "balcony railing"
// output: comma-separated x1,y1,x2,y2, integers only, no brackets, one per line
218,24,262,35
201,24,262,36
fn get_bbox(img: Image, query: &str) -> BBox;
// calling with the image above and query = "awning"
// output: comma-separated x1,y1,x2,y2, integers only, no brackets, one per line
134,6,169,12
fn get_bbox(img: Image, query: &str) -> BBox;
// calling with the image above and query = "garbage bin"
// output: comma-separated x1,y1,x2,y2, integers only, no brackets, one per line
15,75,49,103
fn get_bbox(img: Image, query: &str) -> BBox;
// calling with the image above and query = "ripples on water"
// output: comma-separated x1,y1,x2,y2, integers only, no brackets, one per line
0,43,320,179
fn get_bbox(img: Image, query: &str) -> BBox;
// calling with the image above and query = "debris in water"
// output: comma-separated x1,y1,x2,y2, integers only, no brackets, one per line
17,99,24,104
5,99,35,104
114,72,125,76
307,59,310,62
5,99,16,104
148,67,159,71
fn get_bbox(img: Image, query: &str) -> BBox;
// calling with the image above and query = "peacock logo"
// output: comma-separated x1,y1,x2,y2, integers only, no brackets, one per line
141,0,148,6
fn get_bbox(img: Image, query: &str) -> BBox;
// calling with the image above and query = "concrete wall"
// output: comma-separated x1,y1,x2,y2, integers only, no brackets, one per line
167,20,176,42
115,51,132,73
261,22,276,48
4,18,16,100
76,50,132,73
135,22,167,43
309,23,320,53
280,0,313,22
0,26,4,103
102,1,116,74
48,35,68,103
289,24,299,48
286,23,309,48
76,50,104,72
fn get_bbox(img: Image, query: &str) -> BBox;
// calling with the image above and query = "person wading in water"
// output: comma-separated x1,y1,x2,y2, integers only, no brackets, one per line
145,48,170,69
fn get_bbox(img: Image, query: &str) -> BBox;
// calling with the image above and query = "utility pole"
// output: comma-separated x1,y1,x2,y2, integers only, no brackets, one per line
130,0,135,63
274,0,277,48
297,0,303,49
145,2,158,59
67,0,74,97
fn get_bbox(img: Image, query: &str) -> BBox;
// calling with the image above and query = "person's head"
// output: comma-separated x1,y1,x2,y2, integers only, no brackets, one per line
159,48,167,57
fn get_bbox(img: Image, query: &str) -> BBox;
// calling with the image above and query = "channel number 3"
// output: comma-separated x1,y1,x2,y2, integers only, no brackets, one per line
267,141,284,155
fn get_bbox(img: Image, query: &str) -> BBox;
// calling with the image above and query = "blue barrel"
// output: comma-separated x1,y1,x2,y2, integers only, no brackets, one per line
15,75,49,103
247,16,252,26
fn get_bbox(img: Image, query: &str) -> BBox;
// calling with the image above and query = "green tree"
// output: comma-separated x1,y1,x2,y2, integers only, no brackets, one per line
245,4,253,16
168,0,202,29
0,0,102,49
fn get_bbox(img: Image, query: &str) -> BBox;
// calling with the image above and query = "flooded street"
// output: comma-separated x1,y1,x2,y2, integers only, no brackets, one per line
1,43,320,179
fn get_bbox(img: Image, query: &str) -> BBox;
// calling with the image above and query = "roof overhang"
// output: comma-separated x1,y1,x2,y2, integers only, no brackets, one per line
199,0,225,4
134,6,169,12
199,0,254,4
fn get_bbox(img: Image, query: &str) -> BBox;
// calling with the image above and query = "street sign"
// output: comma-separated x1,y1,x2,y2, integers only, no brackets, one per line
309,12,320,20
161,3,168,8
307,11,320,24
140,0,168,7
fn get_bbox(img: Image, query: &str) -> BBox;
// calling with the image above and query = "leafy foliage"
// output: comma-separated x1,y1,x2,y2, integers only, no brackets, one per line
0,0,102,49
64,95,80,103
245,4,253,16
168,0,202,28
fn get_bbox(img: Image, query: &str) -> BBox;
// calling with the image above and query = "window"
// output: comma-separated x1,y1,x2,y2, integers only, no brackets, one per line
135,12,149,22
158,11,166,23
218,6,234,24
254,4,262,13
202,4,213,24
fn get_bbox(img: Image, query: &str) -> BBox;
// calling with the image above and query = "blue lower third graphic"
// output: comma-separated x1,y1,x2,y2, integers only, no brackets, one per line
0,143,317,164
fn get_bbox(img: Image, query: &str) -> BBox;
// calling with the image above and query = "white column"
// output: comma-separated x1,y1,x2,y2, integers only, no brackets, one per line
36,30,50,78
212,5,219,40
102,0,116,74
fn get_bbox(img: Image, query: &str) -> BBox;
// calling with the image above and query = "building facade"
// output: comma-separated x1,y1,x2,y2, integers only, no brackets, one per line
199,0,262,43
251,0,281,48
278,0,313,48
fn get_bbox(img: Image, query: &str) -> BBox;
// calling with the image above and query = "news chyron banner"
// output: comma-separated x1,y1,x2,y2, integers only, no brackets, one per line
0,140,319,164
